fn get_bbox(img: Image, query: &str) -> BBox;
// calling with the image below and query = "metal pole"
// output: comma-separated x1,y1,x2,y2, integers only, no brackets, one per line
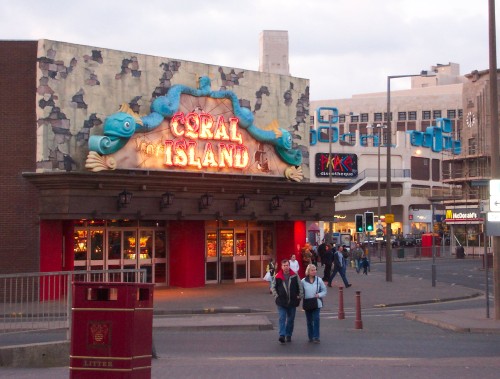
377,127,382,262
386,77,393,281
431,203,436,287
485,219,490,318
328,114,333,244
488,0,500,320
385,72,430,282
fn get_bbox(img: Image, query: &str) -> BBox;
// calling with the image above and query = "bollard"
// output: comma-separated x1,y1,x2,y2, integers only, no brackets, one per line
338,286,345,320
355,290,363,329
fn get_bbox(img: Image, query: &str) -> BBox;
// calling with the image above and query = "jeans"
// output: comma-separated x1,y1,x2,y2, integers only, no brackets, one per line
277,305,297,337
329,265,349,287
305,308,321,340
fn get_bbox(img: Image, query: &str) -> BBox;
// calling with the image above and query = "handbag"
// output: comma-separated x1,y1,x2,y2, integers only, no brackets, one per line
263,271,272,282
302,278,320,311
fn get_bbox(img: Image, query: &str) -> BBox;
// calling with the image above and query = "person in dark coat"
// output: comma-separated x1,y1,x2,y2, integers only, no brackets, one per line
322,243,334,281
317,242,327,267
271,259,304,344
328,245,351,288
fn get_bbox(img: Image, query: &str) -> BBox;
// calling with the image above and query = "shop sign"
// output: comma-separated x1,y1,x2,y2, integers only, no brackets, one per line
409,209,432,222
314,153,358,178
86,77,303,181
311,107,461,155
445,208,481,222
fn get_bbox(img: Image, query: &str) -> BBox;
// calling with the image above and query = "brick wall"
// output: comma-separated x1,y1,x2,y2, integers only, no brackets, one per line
0,41,40,274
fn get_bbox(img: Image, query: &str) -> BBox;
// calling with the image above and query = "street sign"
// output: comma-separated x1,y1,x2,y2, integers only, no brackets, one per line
385,213,394,223
489,180,500,212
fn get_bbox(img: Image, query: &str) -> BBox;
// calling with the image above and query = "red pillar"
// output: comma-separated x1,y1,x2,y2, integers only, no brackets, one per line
276,221,306,276
168,220,205,288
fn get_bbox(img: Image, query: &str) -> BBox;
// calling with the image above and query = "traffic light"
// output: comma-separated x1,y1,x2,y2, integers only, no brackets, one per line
355,214,364,233
365,212,374,232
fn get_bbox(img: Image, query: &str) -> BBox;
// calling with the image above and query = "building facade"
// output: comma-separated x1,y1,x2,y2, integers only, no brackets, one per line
0,39,344,287
309,63,466,245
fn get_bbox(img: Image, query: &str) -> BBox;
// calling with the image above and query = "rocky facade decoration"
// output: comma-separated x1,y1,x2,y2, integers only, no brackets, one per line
35,40,311,180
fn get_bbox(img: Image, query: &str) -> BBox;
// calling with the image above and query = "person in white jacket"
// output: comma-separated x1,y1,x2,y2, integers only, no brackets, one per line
301,264,327,343
289,254,300,275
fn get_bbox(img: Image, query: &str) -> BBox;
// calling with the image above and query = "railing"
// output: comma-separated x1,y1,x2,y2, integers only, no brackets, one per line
353,168,411,181
0,269,146,339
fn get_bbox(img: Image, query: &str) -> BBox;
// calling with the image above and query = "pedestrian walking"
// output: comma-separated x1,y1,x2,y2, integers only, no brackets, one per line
328,245,351,288
301,264,327,343
265,258,275,292
289,254,300,275
271,259,303,344
351,243,364,274
322,243,333,281
361,248,370,275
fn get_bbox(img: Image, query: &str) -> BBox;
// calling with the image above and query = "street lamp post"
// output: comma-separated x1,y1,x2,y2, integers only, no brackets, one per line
328,112,334,243
386,71,433,282
368,123,386,262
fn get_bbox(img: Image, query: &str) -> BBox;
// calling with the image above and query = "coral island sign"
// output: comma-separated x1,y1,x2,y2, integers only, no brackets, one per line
163,112,248,169
86,77,304,181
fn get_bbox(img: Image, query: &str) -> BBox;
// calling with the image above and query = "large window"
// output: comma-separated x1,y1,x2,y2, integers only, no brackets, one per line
422,111,431,120
433,110,442,119
447,109,457,119
398,112,407,121
73,220,167,284
374,113,383,122
408,111,417,120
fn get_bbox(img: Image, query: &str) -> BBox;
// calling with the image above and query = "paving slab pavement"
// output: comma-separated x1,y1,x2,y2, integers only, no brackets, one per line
1,260,499,371
151,262,498,333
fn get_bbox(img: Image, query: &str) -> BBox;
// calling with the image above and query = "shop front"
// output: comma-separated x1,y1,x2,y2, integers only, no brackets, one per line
445,207,485,250
3,40,345,287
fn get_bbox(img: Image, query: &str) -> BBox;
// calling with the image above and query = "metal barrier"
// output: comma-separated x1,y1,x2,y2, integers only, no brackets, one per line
0,269,146,339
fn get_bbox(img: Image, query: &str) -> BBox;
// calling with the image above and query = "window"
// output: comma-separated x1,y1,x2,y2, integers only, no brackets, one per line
411,156,430,181
458,109,463,118
447,109,456,119
351,115,359,122
339,115,346,123
398,112,407,121
422,111,431,120
360,113,369,122
374,113,383,122
469,138,477,155
408,111,417,120
384,112,392,121
433,110,442,119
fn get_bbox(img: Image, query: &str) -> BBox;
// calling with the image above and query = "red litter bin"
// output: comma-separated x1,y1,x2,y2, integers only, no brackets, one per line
70,282,154,379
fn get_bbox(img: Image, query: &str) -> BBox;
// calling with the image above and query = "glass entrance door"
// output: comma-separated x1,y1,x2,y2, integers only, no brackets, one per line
204,223,274,283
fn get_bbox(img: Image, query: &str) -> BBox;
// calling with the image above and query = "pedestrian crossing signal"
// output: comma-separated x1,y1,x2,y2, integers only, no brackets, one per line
365,212,374,232
355,214,364,233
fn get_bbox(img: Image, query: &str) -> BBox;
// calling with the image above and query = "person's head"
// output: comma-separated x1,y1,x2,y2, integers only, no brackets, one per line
305,264,317,277
280,259,290,274
356,243,361,248
290,254,296,261
326,243,332,250
338,245,344,251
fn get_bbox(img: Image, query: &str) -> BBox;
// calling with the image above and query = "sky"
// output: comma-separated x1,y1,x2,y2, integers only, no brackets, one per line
0,0,496,100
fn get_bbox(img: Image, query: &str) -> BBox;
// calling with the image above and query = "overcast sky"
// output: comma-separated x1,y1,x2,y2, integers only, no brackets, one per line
0,0,496,100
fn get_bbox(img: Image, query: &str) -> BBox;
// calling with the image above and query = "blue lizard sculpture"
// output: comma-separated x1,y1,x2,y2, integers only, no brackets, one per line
89,76,302,166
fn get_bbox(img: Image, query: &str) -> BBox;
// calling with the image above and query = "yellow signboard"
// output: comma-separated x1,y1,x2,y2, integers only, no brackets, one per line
385,214,394,223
